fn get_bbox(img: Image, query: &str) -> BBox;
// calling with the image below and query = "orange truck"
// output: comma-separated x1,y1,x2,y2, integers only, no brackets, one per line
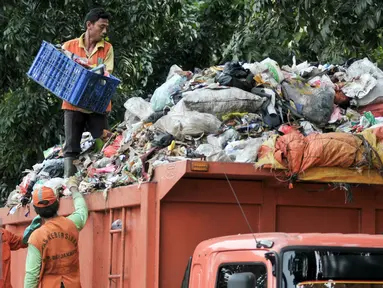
2,160,383,287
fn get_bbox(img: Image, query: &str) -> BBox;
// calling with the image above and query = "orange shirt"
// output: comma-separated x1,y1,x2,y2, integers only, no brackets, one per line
1,228,27,288
28,216,81,288
62,33,114,113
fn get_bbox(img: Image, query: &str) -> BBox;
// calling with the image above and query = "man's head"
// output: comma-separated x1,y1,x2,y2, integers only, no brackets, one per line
32,186,59,219
84,8,111,42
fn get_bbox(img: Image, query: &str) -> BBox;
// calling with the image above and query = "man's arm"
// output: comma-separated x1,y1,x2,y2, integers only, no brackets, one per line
24,244,41,288
66,177,88,231
23,215,42,245
104,45,114,74
6,229,28,250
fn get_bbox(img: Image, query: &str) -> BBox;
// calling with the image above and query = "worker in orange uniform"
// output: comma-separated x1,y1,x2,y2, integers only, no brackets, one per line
23,177,88,288
0,228,28,287
61,7,114,177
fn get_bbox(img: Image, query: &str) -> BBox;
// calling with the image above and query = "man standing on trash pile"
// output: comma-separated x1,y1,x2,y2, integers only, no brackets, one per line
23,177,88,288
61,7,114,177
0,228,28,288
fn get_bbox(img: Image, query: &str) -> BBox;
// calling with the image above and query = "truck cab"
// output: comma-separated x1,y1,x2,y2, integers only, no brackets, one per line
184,233,383,288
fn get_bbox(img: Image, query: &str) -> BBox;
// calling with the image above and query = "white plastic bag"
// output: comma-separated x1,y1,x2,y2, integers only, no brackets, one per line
166,64,183,81
345,58,383,81
350,79,383,106
224,137,265,163
124,97,154,125
154,110,221,140
342,73,377,99
207,129,240,149
195,144,232,162
182,87,266,117
261,58,285,83
242,62,267,75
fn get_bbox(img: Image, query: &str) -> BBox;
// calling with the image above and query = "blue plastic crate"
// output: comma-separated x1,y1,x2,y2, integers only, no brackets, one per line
27,41,121,114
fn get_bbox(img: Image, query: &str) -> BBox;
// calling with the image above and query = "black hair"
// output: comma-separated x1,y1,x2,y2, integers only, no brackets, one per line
84,8,111,30
34,200,59,218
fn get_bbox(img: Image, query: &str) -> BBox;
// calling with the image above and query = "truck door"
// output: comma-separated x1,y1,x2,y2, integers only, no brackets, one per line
206,250,274,288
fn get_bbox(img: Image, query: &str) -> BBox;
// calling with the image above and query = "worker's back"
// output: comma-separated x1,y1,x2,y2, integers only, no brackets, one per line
29,216,81,287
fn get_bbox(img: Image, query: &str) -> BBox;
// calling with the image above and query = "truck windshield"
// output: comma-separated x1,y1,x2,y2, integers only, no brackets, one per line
281,249,383,288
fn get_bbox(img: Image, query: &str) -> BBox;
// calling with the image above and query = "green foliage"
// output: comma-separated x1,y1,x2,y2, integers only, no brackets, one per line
4,0,383,206
0,0,240,205
224,0,383,65
0,84,63,204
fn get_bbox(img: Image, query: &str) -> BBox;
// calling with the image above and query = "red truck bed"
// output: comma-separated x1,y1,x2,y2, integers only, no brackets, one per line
1,160,382,288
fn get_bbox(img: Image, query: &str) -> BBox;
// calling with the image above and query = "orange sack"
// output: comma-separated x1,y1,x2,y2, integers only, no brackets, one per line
274,132,365,175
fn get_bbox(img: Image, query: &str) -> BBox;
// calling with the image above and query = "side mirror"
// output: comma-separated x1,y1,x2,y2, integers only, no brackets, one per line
227,272,256,288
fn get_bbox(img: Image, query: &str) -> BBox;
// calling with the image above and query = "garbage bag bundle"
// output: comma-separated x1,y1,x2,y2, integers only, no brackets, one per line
153,110,221,140
350,79,383,107
195,144,232,162
281,79,335,126
274,132,366,175
207,129,240,149
124,97,154,125
182,87,266,119
216,61,255,92
224,137,266,163
344,58,383,81
150,71,191,112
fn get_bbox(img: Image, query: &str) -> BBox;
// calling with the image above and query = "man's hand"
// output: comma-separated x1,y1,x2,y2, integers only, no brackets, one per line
66,176,80,192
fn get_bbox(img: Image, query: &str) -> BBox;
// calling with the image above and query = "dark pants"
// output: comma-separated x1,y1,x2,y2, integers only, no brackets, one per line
63,110,108,158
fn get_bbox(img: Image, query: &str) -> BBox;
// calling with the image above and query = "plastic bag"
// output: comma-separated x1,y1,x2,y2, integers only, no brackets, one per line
166,64,183,81
350,79,383,106
223,137,265,163
342,74,377,99
308,74,335,89
235,137,266,163
182,87,266,118
151,133,174,147
154,110,221,140
261,58,285,83
38,159,64,178
281,79,335,126
224,140,248,160
216,61,254,92
300,121,321,136
19,171,37,195
150,72,190,112
345,58,383,81
242,62,267,75
124,97,154,125
207,129,240,149
195,144,232,162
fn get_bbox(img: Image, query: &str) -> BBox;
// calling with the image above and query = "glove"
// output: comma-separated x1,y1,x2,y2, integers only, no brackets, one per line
23,215,42,244
66,176,80,192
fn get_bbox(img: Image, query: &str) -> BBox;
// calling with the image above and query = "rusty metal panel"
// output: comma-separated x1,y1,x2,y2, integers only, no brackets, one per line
375,210,383,234
3,164,383,288
159,178,263,288
276,206,361,233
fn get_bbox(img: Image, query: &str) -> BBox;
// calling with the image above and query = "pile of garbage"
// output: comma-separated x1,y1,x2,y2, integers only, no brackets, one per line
7,57,383,213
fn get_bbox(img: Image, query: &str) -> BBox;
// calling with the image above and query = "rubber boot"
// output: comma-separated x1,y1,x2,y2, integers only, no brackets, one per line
64,157,77,178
